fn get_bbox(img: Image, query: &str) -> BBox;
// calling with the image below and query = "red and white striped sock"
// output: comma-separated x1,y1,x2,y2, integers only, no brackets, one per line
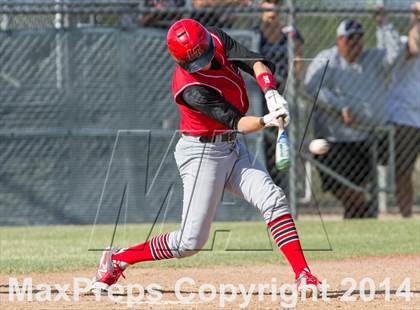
268,214,308,278
112,233,175,265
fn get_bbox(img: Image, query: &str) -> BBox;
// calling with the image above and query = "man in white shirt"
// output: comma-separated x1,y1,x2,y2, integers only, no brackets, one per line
384,2,420,217
304,18,404,218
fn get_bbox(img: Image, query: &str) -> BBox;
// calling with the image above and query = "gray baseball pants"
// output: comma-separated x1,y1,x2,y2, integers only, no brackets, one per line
167,134,290,258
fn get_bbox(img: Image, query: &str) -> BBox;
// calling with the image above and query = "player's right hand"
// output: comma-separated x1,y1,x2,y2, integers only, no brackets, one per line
262,109,286,128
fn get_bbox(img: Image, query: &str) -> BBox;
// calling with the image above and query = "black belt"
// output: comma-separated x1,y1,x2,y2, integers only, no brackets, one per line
184,132,237,143
200,132,237,143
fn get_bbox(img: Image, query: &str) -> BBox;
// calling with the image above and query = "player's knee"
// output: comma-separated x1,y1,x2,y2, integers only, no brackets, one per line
260,186,290,222
177,235,208,258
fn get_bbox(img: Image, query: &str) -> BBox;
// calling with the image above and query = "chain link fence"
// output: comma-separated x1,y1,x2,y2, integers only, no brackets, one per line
0,0,418,224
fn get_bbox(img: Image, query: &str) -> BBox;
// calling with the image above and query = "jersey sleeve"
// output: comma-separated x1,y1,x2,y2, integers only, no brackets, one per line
209,27,276,77
181,85,243,130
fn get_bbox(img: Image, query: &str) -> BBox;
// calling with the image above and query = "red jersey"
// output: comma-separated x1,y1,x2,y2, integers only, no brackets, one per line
172,32,249,137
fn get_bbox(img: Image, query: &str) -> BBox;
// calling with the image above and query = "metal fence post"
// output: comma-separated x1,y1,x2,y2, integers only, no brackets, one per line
286,0,298,218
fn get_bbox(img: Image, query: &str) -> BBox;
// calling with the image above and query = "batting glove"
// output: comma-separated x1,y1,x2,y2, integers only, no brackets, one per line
262,109,286,128
264,89,290,127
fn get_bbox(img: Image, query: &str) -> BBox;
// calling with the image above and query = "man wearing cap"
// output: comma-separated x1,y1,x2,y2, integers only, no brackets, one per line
304,18,404,218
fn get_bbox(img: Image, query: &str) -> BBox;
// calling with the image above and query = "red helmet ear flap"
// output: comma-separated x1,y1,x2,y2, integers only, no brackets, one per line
167,19,215,72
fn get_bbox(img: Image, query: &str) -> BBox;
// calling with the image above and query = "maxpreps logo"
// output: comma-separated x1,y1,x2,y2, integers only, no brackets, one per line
7,276,415,308
186,45,203,61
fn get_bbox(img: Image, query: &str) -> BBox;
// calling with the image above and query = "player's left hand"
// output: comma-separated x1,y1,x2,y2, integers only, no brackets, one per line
262,109,286,128
264,89,290,127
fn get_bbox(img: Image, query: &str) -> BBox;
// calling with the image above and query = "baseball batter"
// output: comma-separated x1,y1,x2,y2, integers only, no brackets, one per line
93,18,320,296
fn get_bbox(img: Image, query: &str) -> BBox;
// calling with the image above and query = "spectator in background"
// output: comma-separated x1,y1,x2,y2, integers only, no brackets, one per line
191,0,251,28
259,0,304,92
140,0,250,28
383,2,420,217
139,0,185,28
258,0,304,190
304,18,405,218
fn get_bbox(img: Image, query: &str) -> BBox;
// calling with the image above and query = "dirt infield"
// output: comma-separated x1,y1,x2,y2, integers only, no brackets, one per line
1,255,419,309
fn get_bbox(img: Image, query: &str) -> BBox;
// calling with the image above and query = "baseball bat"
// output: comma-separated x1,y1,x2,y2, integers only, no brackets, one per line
275,119,290,171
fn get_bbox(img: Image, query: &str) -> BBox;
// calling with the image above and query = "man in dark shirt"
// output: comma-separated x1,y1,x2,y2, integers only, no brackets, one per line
259,0,304,91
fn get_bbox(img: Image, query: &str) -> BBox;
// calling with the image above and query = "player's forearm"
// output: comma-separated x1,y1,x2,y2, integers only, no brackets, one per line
407,23,420,55
237,116,264,134
254,62,279,95
408,3,420,54
253,61,273,78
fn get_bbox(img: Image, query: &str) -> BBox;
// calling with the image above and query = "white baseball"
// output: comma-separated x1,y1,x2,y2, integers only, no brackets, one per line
309,139,330,155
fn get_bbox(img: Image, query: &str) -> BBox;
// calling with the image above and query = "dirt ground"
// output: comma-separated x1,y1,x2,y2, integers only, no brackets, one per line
1,255,419,309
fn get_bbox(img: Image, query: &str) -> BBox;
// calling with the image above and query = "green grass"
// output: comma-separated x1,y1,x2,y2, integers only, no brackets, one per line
0,219,419,274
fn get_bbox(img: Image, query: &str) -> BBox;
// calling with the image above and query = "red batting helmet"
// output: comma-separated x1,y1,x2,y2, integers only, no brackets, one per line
167,19,215,73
